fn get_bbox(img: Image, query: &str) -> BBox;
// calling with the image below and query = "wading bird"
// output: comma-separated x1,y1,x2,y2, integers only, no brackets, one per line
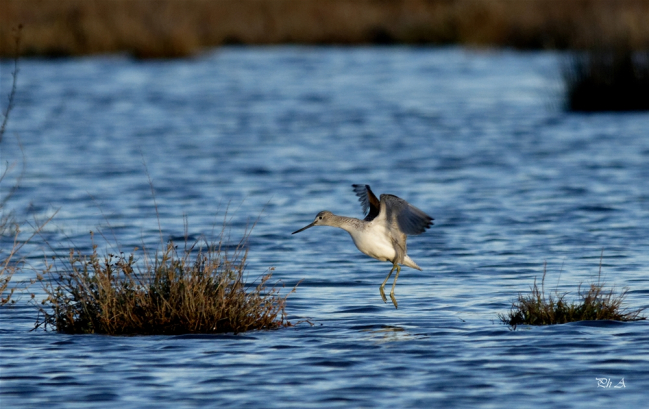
292,184,433,308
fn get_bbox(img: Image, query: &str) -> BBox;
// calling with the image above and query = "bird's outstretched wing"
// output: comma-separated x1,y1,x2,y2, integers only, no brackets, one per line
379,194,434,236
352,184,380,221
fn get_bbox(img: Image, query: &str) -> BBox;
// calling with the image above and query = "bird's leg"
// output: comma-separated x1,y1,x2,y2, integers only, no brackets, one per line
389,264,401,309
379,263,397,303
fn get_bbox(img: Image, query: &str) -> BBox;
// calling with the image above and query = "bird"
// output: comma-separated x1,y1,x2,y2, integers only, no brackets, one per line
292,184,433,309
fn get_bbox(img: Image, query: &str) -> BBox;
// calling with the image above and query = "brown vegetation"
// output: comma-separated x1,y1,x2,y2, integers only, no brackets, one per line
1,0,649,58
500,261,646,330
0,231,20,304
35,232,297,335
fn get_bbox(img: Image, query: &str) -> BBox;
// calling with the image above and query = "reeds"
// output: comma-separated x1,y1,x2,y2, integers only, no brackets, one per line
564,50,649,111
500,261,646,330
2,0,649,57
1,26,296,329
35,231,296,335
0,229,20,304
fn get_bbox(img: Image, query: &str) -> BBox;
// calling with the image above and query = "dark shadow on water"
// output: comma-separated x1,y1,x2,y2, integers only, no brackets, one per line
336,305,384,314
173,333,258,340
568,319,632,328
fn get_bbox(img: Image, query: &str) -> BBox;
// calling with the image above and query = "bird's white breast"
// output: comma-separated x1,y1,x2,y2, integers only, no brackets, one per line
345,222,396,262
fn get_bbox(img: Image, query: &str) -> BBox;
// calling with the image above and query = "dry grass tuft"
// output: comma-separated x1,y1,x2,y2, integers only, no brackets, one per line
500,259,646,330
35,231,297,335
564,50,649,111
0,225,23,306
0,228,20,305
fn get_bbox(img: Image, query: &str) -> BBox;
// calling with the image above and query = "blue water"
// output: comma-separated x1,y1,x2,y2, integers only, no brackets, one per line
1,47,648,408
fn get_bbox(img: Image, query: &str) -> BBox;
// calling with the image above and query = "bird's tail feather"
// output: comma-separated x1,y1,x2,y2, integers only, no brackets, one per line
402,255,421,271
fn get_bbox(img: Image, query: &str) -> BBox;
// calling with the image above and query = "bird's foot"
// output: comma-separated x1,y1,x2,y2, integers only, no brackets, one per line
390,291,398,309
379,286,387,303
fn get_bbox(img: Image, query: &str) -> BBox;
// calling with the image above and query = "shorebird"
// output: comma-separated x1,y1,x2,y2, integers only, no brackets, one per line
292,184,433,308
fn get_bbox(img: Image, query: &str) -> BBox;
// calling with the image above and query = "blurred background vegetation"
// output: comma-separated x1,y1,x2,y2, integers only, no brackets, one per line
1,0,648,58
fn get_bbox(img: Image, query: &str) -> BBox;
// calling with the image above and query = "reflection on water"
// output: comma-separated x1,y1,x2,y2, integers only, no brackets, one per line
1,47,648,408
361,325,422,344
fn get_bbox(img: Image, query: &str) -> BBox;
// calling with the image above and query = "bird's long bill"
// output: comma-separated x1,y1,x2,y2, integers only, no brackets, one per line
292,221,315,234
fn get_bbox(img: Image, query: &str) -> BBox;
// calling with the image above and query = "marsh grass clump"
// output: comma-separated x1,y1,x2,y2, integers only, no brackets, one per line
35,233,296,335
0,220,52,305
1,227,23,305
564,50,649,111
500,262,646,330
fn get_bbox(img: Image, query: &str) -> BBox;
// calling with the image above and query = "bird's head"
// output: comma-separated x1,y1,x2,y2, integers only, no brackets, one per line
292,211,335,234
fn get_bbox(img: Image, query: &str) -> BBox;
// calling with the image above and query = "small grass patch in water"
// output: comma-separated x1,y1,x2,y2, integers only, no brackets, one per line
35,231,296,335
2,25,55,305
500,259,646,330
0,230,20,305
564,50,649,112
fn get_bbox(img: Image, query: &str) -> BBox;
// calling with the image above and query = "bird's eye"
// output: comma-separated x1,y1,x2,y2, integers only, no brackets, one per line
318,216,322,220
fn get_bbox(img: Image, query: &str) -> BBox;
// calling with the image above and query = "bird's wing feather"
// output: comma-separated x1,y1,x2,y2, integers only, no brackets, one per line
352,184,380,221
379,194,434,236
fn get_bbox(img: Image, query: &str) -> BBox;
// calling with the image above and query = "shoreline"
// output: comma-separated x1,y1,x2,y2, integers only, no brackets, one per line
1,0,649,58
